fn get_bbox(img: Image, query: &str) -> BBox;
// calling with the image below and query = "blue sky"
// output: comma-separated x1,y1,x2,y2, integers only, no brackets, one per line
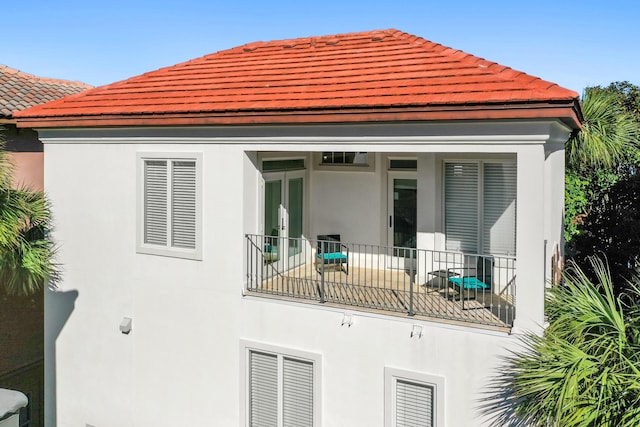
4,0,639,94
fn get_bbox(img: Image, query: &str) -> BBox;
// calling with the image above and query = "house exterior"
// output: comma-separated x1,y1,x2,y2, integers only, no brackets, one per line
15,29,581,427
0,65,91,190
0,65,90,427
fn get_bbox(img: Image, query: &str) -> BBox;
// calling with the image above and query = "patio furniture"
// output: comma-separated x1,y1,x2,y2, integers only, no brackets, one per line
316,234,349,275
427,269,459,285
447,256,493,291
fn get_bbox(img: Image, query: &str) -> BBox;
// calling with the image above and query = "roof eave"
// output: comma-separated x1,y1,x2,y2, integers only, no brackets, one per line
15,101,582,130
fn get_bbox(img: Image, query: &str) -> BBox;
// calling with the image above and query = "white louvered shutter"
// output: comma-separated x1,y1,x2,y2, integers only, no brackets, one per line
444,162,479,253
483,163,517,255
171,160,197,249
395,379,434,427
143,160,168,245
283,357,314,427
249,351,278,427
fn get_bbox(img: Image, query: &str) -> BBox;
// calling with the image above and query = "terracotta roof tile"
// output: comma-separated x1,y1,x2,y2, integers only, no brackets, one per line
0,65,91,118
14,29,581,128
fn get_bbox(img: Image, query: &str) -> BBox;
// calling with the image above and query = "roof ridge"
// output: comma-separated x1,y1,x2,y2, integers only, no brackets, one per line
222,29,397,54
84,29,400,92
0,64,92,88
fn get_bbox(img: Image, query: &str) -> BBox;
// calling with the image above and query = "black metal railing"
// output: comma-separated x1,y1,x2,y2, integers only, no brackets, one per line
245,234,516,328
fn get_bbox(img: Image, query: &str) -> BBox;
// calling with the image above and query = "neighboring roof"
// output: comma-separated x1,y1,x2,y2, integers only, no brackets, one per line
14,29,582,129
0,65,91,121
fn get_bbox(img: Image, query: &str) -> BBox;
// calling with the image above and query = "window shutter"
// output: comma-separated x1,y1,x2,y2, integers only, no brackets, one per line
249,351,278,427
143,160,168,245
444,163,478,253
171,160,197,249
283,357,314,427
483,163,517,255
395,379,434,427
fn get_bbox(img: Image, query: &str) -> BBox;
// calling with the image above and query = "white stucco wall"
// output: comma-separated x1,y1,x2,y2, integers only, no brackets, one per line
544,137,567,280
310,168,383,245
41,121,570,427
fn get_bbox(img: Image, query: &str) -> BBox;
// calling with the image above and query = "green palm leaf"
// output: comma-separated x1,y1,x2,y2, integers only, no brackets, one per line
0,132,59,295
567,88,640,170
481,257,640,427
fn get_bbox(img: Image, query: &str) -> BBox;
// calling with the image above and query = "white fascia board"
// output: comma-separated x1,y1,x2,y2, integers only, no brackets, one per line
36,120,572,147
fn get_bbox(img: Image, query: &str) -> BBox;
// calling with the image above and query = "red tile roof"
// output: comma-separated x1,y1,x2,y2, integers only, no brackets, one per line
0,65,91,119
14,29,582,128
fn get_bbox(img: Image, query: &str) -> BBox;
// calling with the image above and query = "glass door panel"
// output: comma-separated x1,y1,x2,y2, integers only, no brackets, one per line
287,177,304,258
393,178,417,252
387,174,417,267
264,179,282,265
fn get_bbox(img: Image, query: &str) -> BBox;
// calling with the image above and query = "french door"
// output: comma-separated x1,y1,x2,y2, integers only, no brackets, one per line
263,170,305,272
387,173,417,268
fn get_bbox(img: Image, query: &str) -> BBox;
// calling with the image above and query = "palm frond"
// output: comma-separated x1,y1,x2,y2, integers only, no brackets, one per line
0,131,16,188
480,257,640,426
0,186,59,294
0,133,60,295
566,88,640,170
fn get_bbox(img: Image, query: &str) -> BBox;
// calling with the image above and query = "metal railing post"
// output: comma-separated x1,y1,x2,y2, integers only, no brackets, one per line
248,234,253,289
460,254,466,310
319,240,326,303
408,248,415,316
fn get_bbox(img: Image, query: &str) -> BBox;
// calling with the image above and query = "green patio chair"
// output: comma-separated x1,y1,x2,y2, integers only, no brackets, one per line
316,234,349,275
447,256,493,291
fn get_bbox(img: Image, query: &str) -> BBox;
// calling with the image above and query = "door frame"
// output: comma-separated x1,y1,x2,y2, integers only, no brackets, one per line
262,169,306,271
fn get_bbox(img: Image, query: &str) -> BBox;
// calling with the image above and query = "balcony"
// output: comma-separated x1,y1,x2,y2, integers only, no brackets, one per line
245,235,516,329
